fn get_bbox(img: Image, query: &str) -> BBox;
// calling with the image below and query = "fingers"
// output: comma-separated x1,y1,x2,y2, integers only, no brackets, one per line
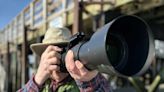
35,45,64,85
42,45,62,58
41,45,62,64
45,45,62,53
48,65,60,71
75,60,88,76
47,51,61,59
65,50,87,73
47,57,60,65
40,45,62,73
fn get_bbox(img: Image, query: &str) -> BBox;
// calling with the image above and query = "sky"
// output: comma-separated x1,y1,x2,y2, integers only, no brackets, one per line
0,0,32,30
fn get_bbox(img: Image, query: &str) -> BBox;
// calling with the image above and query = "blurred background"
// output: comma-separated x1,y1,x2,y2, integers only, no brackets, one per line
0,0,164,92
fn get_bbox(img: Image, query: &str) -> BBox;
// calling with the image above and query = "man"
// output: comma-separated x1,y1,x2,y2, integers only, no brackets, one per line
18,27,112,92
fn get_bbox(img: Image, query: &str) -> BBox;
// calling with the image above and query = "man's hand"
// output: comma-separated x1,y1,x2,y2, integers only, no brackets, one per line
35,45,68,86
65,50,98,82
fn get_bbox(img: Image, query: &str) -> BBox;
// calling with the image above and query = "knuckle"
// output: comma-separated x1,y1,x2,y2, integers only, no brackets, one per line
53,57,58,62
54,65,59,70
54,57,60,64
47,51,56,58
49,57,59,64
47,45,53,51
53,51,57,56
54,46,59,50
48,45,53,49
49,65,59,71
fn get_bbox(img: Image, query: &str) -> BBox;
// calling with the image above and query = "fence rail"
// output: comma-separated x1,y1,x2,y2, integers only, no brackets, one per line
0,0,133,53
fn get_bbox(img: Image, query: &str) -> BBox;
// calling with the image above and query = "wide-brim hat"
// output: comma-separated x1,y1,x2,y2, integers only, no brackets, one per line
30,27,71,57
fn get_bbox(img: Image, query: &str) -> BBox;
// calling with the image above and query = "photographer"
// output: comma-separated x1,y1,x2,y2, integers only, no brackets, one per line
18,27,112,92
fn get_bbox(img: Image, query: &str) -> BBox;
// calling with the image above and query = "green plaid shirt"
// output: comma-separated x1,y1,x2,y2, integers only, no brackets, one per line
18,73,112,92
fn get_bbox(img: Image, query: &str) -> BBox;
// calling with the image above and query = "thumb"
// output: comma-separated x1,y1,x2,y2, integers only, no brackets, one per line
65,50,75,71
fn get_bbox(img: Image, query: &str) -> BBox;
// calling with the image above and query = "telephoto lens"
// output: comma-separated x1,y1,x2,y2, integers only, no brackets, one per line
62,15,154,77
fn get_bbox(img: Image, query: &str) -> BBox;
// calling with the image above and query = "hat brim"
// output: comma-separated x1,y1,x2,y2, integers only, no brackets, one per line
30,42,68,57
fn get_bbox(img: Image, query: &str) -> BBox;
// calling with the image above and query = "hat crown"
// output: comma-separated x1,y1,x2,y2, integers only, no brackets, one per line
30,27,72,56
42,27,71,44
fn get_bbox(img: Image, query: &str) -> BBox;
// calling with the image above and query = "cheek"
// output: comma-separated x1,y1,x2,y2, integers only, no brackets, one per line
50,71,59,80
50,71,69,82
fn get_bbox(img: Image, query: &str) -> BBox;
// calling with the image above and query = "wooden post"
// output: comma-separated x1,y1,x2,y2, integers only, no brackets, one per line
100,0,105,27
73,0,83,34
30,2,34,28
6,41,12,92
21,25,29,85
63,0,67,26
43,0,48,31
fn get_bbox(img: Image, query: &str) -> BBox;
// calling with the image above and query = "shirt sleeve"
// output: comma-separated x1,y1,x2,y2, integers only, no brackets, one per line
17,76,40,92
75,73,113,92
